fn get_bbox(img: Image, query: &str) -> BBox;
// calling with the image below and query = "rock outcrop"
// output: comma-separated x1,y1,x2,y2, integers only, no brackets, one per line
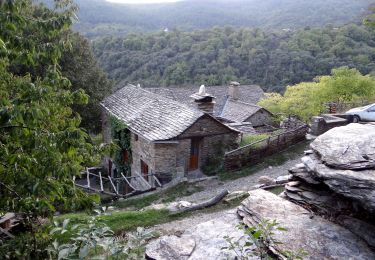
284,123,375,250
238,189,375,260
310,123,375,170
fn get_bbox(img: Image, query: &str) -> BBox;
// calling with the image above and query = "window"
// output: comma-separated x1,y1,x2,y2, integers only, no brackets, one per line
368,106,375,112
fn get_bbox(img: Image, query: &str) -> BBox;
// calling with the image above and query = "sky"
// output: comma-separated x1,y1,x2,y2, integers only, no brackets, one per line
106,0,182,4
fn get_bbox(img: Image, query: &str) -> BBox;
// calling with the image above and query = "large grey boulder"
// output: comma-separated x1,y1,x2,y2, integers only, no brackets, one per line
238,189,375,260
310,123,375,170
145,210,250,260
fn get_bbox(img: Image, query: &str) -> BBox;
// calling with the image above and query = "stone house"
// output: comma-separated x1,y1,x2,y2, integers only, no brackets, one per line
101,84,239,183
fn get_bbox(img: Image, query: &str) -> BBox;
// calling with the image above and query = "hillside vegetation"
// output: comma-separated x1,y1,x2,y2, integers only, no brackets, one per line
93,24,375,92
74,0,373,38
259,67,375,120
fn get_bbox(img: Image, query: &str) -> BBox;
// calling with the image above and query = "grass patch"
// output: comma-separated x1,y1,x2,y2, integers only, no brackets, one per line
219,141,309,181
112,182,204,210
57,193,243,235
113,194,160,210
57,209,171,234
159,182,204,203
240,133,270,147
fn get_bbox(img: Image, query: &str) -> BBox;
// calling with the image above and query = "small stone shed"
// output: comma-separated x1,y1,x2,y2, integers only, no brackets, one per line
101,84,239,183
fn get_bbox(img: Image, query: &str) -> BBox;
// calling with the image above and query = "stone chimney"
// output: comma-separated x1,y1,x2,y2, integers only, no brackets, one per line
190,85,216,115
228,81,240,100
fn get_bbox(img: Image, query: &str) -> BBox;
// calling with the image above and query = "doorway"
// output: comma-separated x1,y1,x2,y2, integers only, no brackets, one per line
189,138,201,171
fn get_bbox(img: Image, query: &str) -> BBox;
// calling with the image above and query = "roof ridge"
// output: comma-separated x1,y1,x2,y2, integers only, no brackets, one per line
228,99,261,108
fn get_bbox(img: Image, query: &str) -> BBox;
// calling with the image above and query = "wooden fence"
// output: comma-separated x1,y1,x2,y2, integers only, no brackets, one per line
74,167,162,198
224,125,309,171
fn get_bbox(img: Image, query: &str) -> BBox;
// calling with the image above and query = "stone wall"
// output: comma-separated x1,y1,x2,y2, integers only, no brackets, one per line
200,133,239,166
178,114,237,139
176,139,191,172
153,143,178,183
130,133,154,179
246,109,273,127
310,114,349,136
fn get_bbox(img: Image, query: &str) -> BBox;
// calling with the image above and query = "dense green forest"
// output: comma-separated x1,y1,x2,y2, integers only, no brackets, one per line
93,24,375,92
73,0,373,39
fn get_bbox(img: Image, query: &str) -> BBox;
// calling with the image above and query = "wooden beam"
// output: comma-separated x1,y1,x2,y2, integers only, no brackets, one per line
98,172,104,192
86,169,91,188
121,172,138,191
108,176,118,195
171,189,229,215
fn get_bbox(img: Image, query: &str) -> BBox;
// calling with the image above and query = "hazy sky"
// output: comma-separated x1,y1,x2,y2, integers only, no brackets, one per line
106,0,182,4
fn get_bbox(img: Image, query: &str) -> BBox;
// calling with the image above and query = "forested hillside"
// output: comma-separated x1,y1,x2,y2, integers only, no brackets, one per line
74,0,373,39
93,24,375,92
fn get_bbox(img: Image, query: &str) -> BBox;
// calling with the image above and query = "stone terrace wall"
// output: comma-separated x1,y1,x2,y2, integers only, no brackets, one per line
224,125,308,171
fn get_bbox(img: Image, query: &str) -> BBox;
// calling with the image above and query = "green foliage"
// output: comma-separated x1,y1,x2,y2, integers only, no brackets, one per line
58,209,170,234
110,116,131,176
92,24,375,91
259,67,375,120
0,0,104,256
60,32,113,133
223,220,307,259
0,208,154,259
47,209,154,259
73,0,372,39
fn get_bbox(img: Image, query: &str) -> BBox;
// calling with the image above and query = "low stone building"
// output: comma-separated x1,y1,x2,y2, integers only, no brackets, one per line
101,84,239,183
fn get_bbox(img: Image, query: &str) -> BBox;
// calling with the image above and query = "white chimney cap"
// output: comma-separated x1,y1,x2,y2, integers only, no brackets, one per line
198,85,206,96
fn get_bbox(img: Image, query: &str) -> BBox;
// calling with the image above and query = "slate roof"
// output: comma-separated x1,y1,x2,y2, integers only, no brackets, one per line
220,99,262,122
146,85,264,117
101,84,205,142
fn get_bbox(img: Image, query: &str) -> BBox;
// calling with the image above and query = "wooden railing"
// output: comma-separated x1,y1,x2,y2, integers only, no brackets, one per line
74,168,162,198
224,125,309,171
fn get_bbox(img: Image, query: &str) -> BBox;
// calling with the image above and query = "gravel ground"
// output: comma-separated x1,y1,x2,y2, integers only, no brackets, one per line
150,142,309,234
180,157,301,203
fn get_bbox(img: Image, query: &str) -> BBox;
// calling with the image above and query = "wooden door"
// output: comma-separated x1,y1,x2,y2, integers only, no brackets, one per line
141,160,149,180
189,138,200,171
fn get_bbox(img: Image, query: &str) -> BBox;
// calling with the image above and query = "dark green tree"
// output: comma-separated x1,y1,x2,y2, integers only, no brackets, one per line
0,1,100,256
60,32,113,133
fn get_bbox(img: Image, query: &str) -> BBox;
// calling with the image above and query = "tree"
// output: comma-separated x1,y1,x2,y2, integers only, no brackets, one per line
258,67,375,121
60,32,113,133
0,1,99,256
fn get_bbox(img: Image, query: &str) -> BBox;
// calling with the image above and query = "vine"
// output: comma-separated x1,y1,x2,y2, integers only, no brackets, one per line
109,116,132,176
